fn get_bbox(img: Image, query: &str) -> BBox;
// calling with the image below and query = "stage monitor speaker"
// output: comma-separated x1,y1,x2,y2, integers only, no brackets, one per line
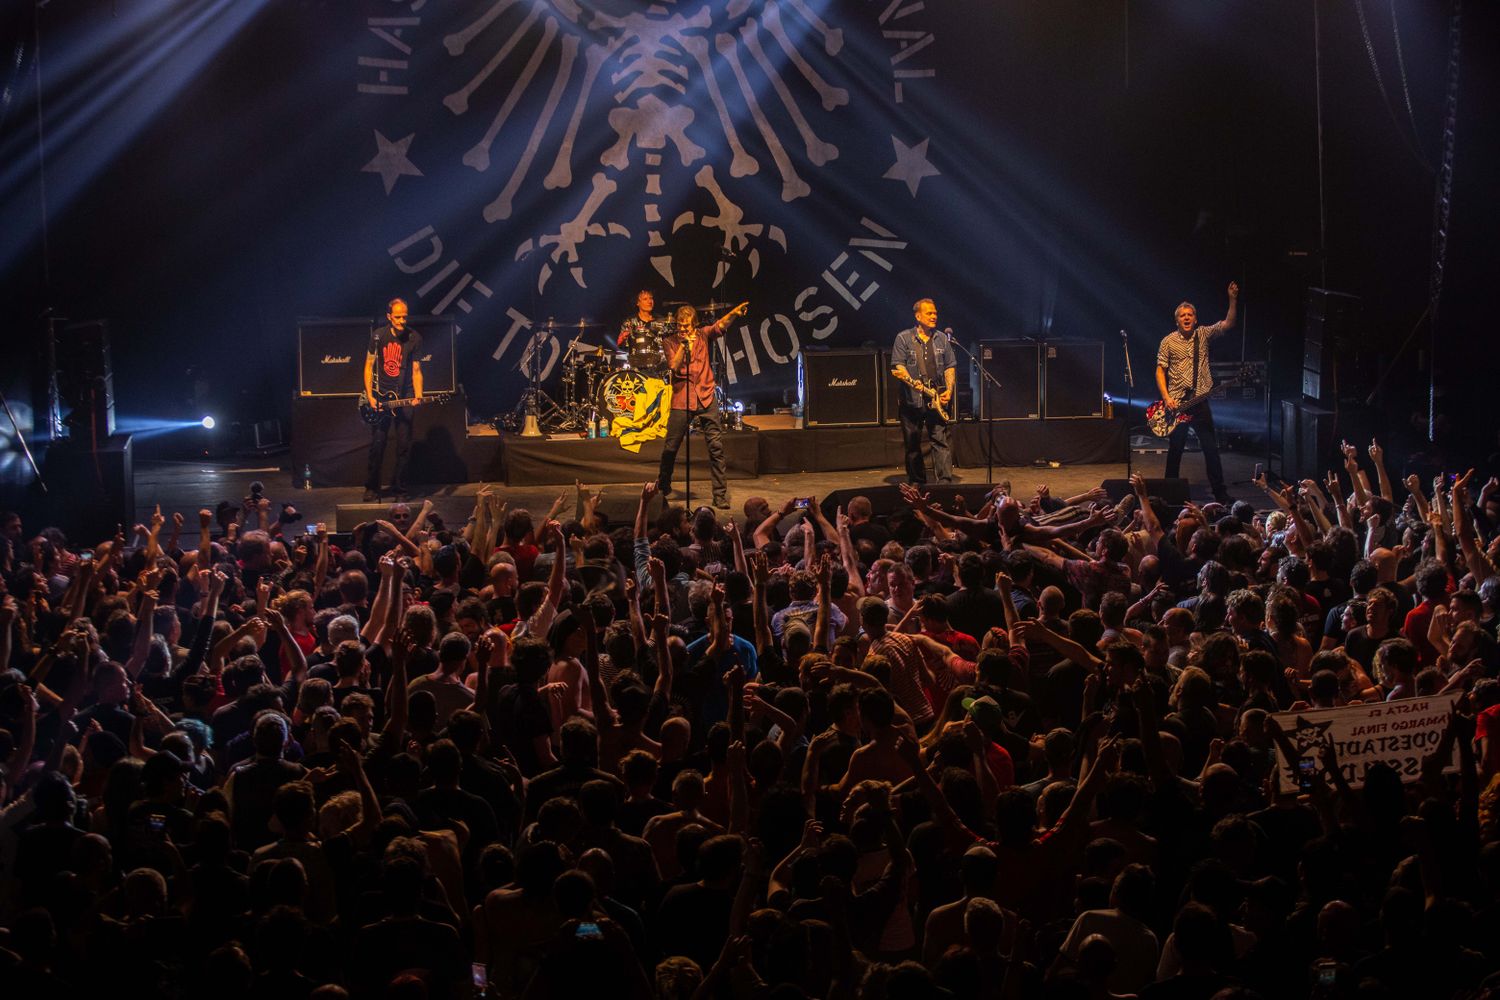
1100,477,1188,506
820,484,999,520
1044,340,1104,419
801,350,882,427
335,504,391,532
298,316,457,397
43,434,134,541
57,320,114,441
972,341,1040,420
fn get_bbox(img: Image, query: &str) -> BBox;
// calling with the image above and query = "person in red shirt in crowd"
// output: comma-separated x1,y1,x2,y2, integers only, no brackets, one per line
1403,558,1454,668
914,596,979,660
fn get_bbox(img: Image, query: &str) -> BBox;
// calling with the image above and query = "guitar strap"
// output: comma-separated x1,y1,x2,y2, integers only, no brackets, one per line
1188,331,1200,404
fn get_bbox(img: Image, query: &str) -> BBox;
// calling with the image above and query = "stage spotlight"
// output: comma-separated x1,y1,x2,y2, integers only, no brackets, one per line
201,416,216,429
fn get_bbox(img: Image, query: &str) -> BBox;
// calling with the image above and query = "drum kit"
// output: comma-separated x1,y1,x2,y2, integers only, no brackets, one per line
515,302,747,436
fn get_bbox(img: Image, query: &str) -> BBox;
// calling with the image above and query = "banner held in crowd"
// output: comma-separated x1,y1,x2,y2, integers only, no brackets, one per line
1272,694,1459,794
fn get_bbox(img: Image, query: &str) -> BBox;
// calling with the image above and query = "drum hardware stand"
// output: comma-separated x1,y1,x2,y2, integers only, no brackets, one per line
518,321,562,437
553,319,610,434
552,331,592,434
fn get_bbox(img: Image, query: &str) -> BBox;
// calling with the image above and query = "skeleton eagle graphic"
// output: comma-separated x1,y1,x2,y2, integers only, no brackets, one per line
439,0,850,292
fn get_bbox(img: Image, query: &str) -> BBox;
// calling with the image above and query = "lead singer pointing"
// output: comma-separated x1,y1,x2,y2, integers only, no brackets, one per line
656,301,748,510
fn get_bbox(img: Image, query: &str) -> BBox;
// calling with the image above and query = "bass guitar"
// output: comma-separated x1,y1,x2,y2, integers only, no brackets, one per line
890,369,953,423
359,391,450,426
1144,389,1210,437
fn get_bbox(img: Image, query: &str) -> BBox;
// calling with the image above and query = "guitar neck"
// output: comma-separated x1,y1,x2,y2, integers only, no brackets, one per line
896,373,937,397
378,395,438,408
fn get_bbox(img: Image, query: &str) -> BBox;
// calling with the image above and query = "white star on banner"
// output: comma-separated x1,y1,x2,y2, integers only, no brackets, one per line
362,131,423,195
883,136,940,197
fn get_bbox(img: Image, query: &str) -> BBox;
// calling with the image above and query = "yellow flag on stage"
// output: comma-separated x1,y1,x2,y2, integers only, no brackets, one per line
610,377,672,452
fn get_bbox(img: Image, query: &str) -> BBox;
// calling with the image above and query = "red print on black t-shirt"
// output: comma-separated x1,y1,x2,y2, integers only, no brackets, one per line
382,340,404,379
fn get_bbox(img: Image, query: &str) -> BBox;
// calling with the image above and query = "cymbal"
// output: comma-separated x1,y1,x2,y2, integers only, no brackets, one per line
658,301,734,313
539,318,606,329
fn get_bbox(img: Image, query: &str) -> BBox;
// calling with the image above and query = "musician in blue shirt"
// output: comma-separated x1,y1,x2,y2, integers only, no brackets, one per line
890,297,957,485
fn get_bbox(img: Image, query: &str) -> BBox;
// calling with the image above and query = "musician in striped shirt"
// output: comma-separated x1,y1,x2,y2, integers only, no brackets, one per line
1154,281,1239,504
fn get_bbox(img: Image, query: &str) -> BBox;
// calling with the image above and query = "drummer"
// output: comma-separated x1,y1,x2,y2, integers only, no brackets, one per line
617,289,666,372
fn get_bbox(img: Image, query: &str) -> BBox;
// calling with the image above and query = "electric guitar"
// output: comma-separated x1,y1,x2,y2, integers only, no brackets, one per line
359,390,451,426
1145,389,1210,437
890,369,953,423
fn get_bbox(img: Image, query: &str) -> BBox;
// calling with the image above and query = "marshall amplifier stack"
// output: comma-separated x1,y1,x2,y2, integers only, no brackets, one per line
802,339,1108,427
298,317,457,396
800,349,884,426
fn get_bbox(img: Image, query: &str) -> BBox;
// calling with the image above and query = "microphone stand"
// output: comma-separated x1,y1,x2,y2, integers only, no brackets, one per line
1120,330,1135,480
947,336,1000,485
680,326,693,506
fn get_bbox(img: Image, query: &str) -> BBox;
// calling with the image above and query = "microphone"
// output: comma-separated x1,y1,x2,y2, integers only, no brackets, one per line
942,327,954,336
1120,329,1128,338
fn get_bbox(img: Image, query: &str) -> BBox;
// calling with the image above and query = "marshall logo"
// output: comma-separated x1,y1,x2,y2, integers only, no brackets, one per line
322,354,353,365
828,377,859,388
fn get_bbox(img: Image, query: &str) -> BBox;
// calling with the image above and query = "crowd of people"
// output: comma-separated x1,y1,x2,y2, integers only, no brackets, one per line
1,437,1499,1000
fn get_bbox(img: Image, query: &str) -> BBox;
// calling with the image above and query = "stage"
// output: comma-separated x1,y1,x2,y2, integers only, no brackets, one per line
138,428,1263,534
288,393,1131,489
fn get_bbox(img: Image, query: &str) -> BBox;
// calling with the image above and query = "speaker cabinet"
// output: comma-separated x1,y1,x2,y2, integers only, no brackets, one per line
43,434,135,541
820,484,999,519
971,341,1040,420
877,350,902,425
57,320,114,441
1302,288,1364,405
1101,477,1188,506
291,392,469,487
801,350,882,427
298,317,457,397
1281,398,1337,481
408,317,457,395
1044,340,1104,419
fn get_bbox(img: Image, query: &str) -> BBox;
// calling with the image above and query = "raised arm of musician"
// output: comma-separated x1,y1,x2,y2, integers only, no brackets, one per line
1219,281,1239,332
702,301,749,338
411,356,423,400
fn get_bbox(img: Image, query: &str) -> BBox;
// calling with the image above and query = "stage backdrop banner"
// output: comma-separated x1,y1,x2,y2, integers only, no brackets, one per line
344,0,1078,418
1271,694,1458,794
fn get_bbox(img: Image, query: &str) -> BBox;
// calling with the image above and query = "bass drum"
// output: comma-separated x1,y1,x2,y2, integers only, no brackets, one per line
597,368,655,420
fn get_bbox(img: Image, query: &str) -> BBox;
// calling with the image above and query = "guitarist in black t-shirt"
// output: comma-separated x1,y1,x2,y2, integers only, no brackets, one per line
363,298,424,501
